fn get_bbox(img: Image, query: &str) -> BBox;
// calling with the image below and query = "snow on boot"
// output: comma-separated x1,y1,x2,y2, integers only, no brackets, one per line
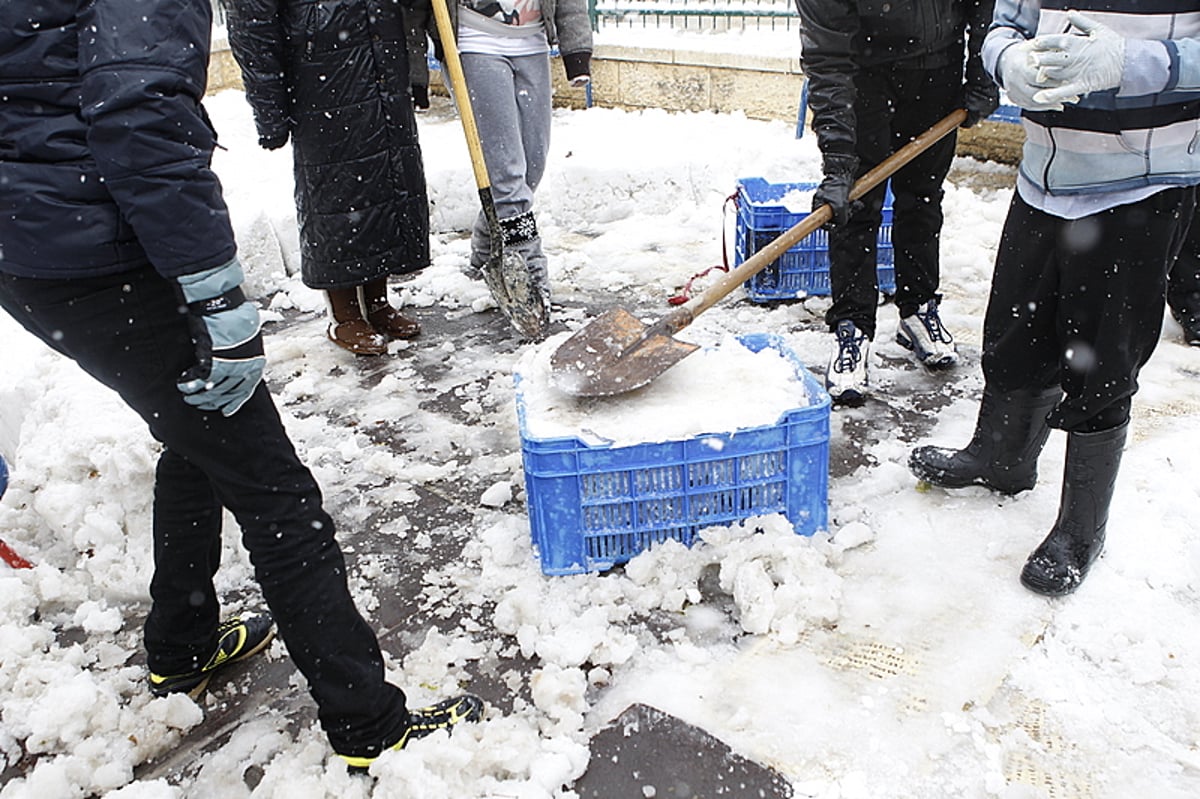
1021,423,1127,597
909,386,1062,495
326,287,387,356
897,296,958,369
361,279,420,340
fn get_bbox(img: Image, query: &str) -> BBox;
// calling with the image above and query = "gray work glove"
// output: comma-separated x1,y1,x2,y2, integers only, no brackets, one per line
997,40,1070,112
1030,11,1125,106
175,258,266,417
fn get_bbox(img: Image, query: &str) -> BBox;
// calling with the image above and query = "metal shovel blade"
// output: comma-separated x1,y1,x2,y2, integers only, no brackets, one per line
479,244,549,341
549,307,700,397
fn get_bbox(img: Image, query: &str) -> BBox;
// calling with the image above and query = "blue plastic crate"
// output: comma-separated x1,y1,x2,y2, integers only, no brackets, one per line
515,334,831,575
734,177,896,301
987,104,1022,124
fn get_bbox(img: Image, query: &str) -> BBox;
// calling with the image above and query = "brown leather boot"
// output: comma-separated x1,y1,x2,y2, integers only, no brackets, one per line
326,287,388,356
361,279,420,340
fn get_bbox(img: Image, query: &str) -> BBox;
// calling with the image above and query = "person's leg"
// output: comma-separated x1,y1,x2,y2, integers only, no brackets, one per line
507,52,553,300
910,193,1063,490
888,66,959,317
1046,188,1192,433
1167,207,1200,344
462,52,534,271
145,448,223,671
824,67,892,339
0,267,409,756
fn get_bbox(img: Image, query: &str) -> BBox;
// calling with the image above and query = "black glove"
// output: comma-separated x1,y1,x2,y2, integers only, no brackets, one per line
963,70,1000,128
814,154,858,227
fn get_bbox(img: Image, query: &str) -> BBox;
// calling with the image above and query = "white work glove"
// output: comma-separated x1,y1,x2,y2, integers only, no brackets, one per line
1030,11,1125,106
570,74,591,88
997,40,1073,112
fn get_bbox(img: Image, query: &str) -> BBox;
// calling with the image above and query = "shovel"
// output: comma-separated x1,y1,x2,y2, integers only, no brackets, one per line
550,109,968,397
430,0,549,340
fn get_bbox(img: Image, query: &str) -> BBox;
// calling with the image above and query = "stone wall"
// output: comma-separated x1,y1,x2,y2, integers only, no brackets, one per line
207,37,1022,164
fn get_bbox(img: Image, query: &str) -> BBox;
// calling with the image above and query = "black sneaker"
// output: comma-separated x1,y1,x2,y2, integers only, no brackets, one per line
339,694,485,771
148,613,276,699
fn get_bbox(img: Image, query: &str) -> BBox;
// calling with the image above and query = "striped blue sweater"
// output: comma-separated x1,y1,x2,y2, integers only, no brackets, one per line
983,1,1200,196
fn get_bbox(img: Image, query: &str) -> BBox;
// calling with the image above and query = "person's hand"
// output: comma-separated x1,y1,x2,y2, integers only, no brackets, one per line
569,74,591,88
963,72,1000,128
1029,11,1125,106
259,132,288,150
813,154,857,226
996,40,1073,112
175,258,266,417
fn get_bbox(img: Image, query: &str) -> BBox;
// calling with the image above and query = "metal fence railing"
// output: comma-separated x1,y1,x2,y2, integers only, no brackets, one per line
212,1,800,35
588,0,800,33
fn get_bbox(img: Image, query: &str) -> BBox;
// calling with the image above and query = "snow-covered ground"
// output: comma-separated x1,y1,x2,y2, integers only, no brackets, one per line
2,75,1199,798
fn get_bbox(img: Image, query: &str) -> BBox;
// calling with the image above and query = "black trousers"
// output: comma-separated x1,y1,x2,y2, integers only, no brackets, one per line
826,62,962,337
0,266,407,757
1168,205,1200,321
982,187,1195,433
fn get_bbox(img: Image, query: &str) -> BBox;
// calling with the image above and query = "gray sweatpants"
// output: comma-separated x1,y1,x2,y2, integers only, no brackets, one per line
461,51,552,281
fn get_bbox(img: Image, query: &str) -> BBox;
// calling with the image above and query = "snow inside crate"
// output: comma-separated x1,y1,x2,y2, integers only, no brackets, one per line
515,333,830,575
734,177,895,301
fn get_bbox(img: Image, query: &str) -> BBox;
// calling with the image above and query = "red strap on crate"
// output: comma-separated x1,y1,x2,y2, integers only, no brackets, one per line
667,191,738,306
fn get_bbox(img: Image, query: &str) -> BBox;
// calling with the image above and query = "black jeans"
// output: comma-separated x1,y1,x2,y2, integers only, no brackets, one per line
826,62,962,337
1168,207,1200,322
982,187,1195,433
0,265,407,757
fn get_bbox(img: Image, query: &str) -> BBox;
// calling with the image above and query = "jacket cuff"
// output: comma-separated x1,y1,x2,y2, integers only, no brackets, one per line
562,51,592,82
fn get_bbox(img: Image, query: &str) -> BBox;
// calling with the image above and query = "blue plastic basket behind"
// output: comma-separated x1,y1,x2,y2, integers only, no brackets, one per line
516,334,831,575
734,177,896,301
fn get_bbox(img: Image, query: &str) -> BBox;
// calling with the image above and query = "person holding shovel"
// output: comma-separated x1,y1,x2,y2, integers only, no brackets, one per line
0,0,481,767
796,0,998,405
432,0,592,309
909,4,1200,596
223,0,429,356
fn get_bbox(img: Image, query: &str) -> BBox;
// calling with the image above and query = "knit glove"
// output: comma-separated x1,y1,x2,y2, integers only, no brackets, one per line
1030,11,1125,106
175,258,266,417
996,40,1071,112
813,154,858,226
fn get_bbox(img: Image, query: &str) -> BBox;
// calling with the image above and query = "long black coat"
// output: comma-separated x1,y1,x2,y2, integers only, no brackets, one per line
225,0,430,289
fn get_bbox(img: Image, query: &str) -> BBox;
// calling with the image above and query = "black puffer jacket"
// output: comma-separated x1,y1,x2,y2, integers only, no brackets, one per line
0,0,235,280
225,0,430,289
795,0,994,157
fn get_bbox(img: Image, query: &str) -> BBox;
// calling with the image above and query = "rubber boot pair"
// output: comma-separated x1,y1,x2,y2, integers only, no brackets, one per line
909,388,1127,596
326,279,420,356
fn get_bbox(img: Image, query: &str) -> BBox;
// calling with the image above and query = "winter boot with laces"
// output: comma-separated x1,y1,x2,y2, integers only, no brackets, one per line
897,297,958,369
826,319,870,406
909,386,1062,495
1021,423,1126,596
149,613,276,699
326,287,388,356
338,694,486,772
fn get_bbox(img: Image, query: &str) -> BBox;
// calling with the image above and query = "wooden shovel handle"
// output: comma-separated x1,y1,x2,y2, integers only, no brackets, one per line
679,108,969,323
430,0,493,192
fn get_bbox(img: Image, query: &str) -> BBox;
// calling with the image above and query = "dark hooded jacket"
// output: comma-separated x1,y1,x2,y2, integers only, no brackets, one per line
0,0,236,280
224,0,430,289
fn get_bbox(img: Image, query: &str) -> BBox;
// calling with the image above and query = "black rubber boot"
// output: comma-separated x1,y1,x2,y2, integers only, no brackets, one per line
1020,423,1127,597
909,387,1062,495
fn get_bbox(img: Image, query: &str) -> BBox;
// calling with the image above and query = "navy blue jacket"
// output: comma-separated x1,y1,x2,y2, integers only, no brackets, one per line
0,0,236,280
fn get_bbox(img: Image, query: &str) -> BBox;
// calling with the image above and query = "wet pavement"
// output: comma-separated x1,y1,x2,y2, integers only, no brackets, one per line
115,283,967,794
